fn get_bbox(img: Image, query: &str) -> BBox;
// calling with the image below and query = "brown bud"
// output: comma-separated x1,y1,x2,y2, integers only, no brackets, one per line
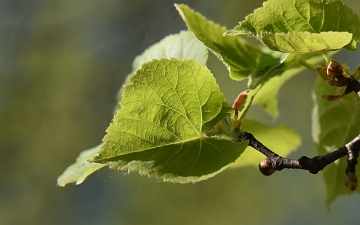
345,172,357,191
259,158,276,176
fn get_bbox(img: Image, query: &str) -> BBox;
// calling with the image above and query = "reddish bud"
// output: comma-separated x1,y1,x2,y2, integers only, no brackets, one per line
233,90,249,116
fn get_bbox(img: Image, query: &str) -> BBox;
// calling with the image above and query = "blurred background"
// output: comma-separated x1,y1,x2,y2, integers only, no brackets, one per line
1,0,360,224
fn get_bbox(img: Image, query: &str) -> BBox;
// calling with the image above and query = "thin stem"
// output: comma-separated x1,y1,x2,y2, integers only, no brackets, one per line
322,52,331,65
299,58,316,71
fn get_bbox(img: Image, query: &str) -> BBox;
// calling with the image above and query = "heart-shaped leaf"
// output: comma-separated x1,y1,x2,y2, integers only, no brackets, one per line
90,58,248,183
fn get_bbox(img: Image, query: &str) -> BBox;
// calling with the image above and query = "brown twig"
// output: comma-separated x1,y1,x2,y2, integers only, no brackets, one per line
239,132,360,190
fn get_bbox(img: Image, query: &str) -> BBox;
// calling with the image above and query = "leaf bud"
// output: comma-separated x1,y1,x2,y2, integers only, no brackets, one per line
345,172,357,191
259,158,276,176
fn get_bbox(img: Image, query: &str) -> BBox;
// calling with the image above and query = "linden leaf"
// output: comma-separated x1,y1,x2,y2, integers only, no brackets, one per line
132,30,208,72
90,58,248,183
175,4,281,80
115,30,208,112
261,31,352,54
253,52,326,118
226,0,360,52
312,77,360,207
57,145,106,186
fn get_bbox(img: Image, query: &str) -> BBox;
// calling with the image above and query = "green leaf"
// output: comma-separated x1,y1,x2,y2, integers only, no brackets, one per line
253,53,326,118
312,77,360,207
91,58,248,183
132,30,208,72
121,29,209,97
107,138,249,183
231,118,301,168
226,0,360,52
57,144,106,186
175,4,282,81
115,30,209,112
261,31,352,54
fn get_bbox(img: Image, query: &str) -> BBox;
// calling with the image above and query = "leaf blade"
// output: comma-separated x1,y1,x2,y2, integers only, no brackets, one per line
91,58,246,183
175,4,281,80
57,144,106,187
226,0,360,52
312,77,360,207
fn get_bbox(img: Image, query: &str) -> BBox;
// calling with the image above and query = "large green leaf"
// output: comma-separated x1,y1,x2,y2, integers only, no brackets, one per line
57,145,106,186
175,4,282,81
312,77,360,207
231,118,301,167
90,58,248,183
226,0,360,52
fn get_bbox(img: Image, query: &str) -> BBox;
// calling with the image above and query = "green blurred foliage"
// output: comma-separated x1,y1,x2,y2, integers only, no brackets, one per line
1,0,360,224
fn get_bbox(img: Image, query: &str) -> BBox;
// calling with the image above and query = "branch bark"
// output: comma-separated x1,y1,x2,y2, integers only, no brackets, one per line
239,132,360,190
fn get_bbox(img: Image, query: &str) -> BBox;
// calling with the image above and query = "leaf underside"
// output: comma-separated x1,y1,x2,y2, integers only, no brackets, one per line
57,145,106,187
226,0,360,53
175,4,282,81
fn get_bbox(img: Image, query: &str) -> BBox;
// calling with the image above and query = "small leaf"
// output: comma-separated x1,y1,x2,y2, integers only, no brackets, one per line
175,4,281,80
312,77,360,207
231,118,301,168
226,0,360,52
91,58,248,183
57,144,106,187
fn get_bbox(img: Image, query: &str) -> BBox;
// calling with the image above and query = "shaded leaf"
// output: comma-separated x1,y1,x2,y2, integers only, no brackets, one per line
91,58,248,183
175,4,281,80
57,144,106,186
231,118,301,167
253,53,326,118
226,0,360,52
312,77,360,207
108,138,249,183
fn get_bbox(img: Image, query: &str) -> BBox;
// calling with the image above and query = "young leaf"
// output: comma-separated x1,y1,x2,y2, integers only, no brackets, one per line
231,118,301,167
90,58,248,183
312,77,360,207
57,145,106,186
226,0,360,52
175,4,281,81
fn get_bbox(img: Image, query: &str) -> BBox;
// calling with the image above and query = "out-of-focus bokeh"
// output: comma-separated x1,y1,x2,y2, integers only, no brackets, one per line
2,0,360,224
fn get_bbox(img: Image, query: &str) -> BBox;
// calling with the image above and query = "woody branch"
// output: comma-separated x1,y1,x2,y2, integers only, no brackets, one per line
239,132,360,191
